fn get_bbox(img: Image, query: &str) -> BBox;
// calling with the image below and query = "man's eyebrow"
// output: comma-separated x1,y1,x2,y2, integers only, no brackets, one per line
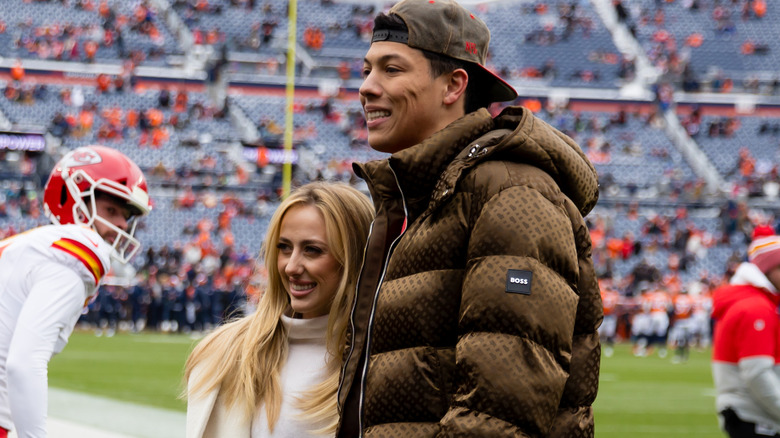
363,53,403,65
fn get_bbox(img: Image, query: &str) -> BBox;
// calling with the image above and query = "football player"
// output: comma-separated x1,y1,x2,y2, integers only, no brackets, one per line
632,282,673,357
0,145,152,438
599,281,621,357
669,288,695,363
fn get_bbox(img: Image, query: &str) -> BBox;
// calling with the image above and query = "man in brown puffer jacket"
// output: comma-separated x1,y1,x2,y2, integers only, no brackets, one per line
337,1,602,436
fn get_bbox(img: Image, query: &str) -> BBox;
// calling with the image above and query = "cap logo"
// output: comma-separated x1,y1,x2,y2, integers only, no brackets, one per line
465,41,478,55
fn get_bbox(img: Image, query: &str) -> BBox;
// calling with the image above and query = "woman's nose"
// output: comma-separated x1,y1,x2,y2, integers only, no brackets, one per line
285,250,304,276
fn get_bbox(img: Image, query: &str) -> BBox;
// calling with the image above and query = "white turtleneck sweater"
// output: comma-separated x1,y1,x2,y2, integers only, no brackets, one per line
251,314,330,438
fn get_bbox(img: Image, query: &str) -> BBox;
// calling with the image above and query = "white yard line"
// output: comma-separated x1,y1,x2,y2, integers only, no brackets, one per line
10,418,136,438
9,388,185,438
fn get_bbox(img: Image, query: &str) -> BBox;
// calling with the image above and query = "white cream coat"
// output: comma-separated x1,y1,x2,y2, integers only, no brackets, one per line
186,314,330,438
186,364,251,438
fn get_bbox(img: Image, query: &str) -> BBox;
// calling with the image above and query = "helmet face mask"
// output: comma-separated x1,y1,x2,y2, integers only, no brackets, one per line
44,146,152,264
79,175,144,264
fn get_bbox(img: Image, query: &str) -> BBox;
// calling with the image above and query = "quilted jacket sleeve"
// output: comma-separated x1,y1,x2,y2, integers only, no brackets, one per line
548,198,601,437
438,163,599,437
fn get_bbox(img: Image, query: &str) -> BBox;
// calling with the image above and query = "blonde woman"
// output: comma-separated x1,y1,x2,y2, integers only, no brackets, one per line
184,182,373,438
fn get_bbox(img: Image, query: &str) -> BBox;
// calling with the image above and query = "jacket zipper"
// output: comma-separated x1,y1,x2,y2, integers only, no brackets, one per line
358,165,408,437
337,219,375,409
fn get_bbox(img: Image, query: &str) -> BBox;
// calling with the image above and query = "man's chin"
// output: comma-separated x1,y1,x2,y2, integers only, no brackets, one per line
368,136,402,154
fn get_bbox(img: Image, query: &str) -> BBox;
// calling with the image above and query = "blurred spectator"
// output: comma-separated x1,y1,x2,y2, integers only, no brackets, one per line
158,88,171,108
96,73,112,93
303,25,324,51
10,59,24,82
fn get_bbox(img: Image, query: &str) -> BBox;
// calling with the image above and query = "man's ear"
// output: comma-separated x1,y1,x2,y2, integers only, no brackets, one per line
443,68,468,106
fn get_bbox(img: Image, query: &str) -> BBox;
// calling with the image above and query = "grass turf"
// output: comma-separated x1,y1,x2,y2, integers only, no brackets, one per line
50,332,723,435
595,343,721,437
49,330,198,412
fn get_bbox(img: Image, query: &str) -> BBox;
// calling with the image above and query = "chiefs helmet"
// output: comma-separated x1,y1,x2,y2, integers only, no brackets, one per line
43,145,152,264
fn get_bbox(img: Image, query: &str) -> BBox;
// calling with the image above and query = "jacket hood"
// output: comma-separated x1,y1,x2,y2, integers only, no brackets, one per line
712,262,780,320
488,106,600,215
730,262,778,293
355,106,600,217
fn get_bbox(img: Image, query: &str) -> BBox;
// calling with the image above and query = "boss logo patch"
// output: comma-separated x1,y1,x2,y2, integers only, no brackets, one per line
506,269,532,295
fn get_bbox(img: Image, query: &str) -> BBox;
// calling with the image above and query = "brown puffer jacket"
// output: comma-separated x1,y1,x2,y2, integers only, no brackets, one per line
337,106,602,437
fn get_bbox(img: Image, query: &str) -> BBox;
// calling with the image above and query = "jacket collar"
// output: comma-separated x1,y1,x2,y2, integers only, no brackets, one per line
354,109,494,218
712,262,780,320
388,109,495,203
731,262,779,293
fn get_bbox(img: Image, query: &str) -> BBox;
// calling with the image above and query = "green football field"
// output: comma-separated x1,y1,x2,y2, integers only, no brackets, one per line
596,343,721,437
49,331,723,436
49,330,197,412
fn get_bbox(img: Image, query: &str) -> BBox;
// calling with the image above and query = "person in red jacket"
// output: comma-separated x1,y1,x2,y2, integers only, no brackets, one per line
712,226,780,438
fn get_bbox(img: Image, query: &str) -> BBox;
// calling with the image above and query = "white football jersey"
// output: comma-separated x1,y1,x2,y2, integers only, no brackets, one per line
0,224,112,437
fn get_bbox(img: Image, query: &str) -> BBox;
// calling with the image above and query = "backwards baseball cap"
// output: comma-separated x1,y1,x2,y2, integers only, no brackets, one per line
373,0,518,104
748,233,780,275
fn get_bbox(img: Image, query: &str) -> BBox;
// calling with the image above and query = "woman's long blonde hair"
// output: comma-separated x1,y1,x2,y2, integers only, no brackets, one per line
184,182,373,433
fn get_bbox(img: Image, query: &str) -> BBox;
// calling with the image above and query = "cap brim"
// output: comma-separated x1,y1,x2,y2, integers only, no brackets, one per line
471,64,518,103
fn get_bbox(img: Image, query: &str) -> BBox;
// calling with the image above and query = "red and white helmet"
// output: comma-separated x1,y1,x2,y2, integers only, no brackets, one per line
43,145,152,264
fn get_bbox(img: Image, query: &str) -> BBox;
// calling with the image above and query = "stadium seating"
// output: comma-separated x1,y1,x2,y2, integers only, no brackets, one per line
166,0,624,87
0,0,182,66
621,0,779,84
534,108,697,192
695,115,779,177
0,0,779,333
589,204,737,286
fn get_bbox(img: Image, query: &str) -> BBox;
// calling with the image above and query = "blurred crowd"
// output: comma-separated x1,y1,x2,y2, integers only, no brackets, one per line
81,242,260,336
613,0,780,95
6,0,171,63
1,0,779,339
589,199,778,359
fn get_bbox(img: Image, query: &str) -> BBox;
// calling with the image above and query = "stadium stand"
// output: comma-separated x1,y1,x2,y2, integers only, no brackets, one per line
0,0,778,337
613,0,780,93
0,0,182,66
